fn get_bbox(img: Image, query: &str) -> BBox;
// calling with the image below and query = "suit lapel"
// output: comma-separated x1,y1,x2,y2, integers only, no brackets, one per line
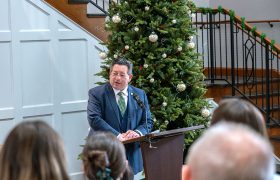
127,86,138,129
106,83,121,125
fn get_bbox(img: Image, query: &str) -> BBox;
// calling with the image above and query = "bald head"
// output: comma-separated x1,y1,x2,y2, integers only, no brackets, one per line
184,122,274,180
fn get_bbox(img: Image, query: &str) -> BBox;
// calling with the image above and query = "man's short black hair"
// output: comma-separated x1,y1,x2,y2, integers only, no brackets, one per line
110,58,133,75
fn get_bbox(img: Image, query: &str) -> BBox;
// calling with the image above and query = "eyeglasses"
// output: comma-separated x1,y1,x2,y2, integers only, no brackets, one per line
111,72,128,78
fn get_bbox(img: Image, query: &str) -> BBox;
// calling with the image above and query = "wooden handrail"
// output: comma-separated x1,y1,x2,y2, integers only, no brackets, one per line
194,20,280,25
194,19,280,58
223,8,280,53
247,20,280,24
195,8,280,54
247,20,280,28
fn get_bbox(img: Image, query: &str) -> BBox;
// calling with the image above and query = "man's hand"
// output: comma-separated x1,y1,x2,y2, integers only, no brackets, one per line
117,134,127,142
123,130,140,139
117,130,140,142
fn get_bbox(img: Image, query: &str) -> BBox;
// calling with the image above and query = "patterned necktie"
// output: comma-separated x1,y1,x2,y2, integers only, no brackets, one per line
118,91,126,116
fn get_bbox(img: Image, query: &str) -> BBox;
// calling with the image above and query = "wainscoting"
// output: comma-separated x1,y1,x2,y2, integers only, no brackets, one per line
0,0,104,179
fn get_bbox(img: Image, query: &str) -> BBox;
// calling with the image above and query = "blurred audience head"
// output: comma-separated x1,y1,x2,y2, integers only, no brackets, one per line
0,120,69,180
182,122,275,180
82,132,132,180
211,98,267,136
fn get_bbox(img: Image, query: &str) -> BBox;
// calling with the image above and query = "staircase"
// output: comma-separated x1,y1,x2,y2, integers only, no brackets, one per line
205,72,280,121
194,7,280,158
206,77,280,152
45,0,108,41
206,77,280,158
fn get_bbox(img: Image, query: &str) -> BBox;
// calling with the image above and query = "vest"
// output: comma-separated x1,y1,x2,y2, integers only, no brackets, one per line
118,104,128,133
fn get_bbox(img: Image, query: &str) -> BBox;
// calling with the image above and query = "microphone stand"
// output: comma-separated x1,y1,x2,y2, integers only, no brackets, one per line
142,105,149,135
132,93,156,148
132,93,149,134
142,105,156,149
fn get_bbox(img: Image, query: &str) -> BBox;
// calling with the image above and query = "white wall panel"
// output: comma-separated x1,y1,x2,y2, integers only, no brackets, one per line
23,114,54,126
0,32,11,41
20,40,53,107
60,101,86,113
0,0,103,179
18,31,51,41
18,0,49,30
0,42,13,109
61,111,89,175
0,109,14,120
58,40,87,103
58,21,72,31
22,105,54,117
0,120,14,143
0,0,10,30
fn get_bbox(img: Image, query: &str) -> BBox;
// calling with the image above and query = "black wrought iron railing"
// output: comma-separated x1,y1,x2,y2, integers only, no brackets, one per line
193,7,280,125
88,0,119,16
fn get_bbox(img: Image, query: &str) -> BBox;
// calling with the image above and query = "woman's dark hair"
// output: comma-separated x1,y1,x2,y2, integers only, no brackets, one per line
211,98,267,137
82,132,132,180
0,120,69,180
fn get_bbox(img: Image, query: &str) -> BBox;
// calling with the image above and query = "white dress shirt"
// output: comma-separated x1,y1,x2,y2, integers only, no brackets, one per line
113,87,128,106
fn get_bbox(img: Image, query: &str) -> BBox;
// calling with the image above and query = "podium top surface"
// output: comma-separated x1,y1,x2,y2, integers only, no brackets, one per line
123,124,205,144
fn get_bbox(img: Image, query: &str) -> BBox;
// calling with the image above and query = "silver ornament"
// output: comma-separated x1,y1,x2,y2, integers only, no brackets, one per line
187,42,195,49
112,14,121,23
177,46,182,51
149,32,158,42
99,52,107,59
201,108,210,118
177,83,186,92
134,27,139,32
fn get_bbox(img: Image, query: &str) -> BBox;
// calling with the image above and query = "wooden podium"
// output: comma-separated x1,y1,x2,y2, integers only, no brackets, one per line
123,125,205,180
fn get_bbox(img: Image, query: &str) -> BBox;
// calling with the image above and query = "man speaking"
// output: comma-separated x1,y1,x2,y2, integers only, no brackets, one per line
87,58,153,174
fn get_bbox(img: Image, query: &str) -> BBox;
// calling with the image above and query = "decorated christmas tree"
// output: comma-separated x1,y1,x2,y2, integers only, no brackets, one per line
97,0,209,147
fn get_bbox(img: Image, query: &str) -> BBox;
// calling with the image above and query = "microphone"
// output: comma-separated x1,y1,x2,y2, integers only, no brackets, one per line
131,92,149,134
132,92,145,110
